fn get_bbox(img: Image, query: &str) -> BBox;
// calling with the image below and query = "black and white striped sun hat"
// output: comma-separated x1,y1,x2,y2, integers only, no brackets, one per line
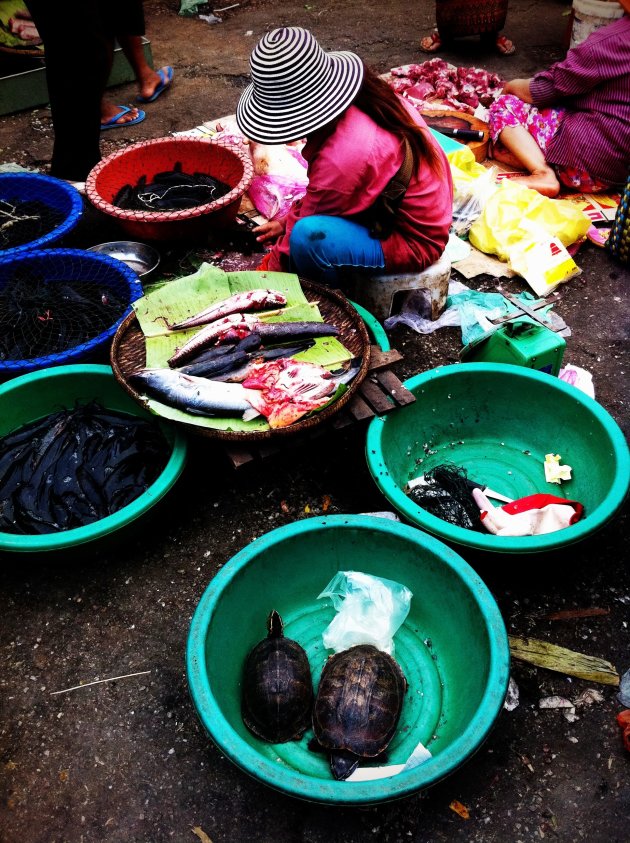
236,27,364,144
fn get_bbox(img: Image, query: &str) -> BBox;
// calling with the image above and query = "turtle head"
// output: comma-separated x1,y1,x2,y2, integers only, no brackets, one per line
267,609,284,638
330,751,360,781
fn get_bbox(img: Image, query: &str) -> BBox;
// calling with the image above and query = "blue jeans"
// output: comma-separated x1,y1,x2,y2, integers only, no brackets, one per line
289,215,385,285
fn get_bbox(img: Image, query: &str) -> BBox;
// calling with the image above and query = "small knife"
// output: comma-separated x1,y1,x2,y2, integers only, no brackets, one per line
433,127,485,142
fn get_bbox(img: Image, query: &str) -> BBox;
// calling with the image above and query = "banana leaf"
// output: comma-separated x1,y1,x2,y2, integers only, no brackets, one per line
508,635,620,686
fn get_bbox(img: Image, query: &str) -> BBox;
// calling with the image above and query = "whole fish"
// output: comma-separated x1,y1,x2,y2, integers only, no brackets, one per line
180,339,315,379
168,314,261,366
180,333,262,371
130,369,261,420
168,317,339,367
170,288,287,330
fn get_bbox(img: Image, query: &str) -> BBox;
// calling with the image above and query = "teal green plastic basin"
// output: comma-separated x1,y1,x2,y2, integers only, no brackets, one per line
0,364,188,552
187,515,509,805
366,364,630,554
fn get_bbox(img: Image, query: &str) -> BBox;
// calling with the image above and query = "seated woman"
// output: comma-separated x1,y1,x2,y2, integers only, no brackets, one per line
487,3,630,197
420,0,515,56
236,27,453,285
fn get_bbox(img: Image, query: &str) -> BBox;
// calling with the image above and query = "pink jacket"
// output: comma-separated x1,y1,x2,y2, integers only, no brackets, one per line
266,103,453,273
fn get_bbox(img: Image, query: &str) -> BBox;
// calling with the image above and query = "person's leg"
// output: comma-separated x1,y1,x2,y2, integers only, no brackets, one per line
97,0,149,124
496,125,560,196
99,35,144,127
116,34,168,101
289,216,385,286
488,94,562,197
25,0,109,180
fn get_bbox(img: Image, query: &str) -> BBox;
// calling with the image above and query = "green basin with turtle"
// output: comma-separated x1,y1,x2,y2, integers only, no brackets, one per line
186,515,510,805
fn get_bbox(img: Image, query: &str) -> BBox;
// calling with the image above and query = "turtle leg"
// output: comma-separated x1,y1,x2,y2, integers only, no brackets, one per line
307,737,326,753
330,751,360,781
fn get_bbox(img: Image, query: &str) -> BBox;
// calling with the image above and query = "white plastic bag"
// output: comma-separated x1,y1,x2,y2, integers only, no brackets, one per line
317,571,412,655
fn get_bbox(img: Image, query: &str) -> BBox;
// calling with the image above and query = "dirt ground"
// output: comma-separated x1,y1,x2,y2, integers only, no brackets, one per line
0,1,629,842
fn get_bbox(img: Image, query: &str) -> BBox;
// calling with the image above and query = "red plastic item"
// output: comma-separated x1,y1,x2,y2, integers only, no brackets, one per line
85,137,254,242
256,252,273,272
617,710,630,752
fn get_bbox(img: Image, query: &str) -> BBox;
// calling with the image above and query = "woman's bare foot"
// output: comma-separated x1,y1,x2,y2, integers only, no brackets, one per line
512,168,561,197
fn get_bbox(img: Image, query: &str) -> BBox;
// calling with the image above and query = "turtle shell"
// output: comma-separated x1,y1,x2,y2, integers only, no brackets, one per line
312,644,407,778
241,611,313,743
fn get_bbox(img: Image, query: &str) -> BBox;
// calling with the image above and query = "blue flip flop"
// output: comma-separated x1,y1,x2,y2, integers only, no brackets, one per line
136,66,174,104
101,105,146,131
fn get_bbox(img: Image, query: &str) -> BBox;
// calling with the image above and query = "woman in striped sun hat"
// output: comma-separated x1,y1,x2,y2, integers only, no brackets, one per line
237,27,453,286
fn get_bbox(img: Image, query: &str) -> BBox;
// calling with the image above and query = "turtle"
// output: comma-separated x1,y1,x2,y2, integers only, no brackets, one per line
241,610,314,743
311,644,408,780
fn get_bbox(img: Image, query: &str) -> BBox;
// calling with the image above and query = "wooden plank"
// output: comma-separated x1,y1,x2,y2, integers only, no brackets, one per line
223,445,256,469
367,347,403,372
358,379,396,414
347,393,375,421
331,410,355,429
375,370,416,407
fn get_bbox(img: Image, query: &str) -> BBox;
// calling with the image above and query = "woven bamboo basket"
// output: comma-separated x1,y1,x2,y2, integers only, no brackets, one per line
110,279,371,441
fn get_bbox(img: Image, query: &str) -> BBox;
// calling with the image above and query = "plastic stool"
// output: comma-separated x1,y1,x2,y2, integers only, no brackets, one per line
349,252,451,322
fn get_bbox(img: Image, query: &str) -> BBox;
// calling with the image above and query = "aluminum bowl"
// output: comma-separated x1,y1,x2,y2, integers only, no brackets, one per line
87,241,160,277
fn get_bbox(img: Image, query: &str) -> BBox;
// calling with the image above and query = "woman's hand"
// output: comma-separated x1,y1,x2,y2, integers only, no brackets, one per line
502,78,534,103
253,219,285,243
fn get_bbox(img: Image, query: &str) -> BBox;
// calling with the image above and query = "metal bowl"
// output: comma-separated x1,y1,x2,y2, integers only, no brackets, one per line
87,241,160,277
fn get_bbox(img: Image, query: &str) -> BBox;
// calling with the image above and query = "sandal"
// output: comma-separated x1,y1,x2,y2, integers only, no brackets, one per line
420,31,442,53
496,34,516,56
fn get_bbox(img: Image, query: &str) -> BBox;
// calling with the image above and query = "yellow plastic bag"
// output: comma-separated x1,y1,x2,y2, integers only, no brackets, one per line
447,146,489,184
468,181,591,294
469,180,591,259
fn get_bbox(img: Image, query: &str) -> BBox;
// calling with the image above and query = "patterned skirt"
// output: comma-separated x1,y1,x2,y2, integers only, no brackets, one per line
436,0,509,38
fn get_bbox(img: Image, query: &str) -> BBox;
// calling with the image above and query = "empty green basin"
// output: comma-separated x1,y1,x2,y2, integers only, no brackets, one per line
187,515,509,805
366,364,629,553
0,364,188,552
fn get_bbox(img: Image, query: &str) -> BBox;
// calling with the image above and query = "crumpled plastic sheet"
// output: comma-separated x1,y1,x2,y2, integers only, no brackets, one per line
178,0,206,16
248,173,308,220
558,364,595,398
385,281,569,346
618,667,630,707
317,570,412,656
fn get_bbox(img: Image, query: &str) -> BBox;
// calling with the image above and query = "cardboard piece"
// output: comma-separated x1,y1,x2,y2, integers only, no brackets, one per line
452,244,514,279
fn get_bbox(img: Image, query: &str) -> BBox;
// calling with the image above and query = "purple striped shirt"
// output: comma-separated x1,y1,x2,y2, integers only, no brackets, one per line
530,15,630,185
